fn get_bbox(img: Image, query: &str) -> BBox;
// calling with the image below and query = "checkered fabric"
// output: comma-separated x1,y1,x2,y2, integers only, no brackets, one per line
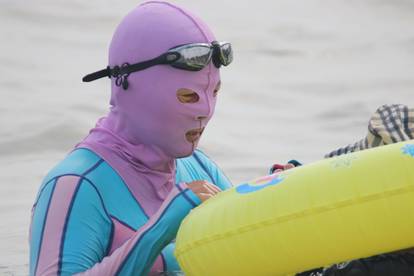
325,104,414,158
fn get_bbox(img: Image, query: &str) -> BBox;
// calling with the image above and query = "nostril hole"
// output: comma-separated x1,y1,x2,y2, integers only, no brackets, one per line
213,81,221,97
177,88,200,103
196,116,207,120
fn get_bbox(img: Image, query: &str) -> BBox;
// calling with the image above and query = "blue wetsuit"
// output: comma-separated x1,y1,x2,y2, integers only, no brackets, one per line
29,148,231,275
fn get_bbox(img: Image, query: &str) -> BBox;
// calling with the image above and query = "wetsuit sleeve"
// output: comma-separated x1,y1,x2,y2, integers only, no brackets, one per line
29,175,111,276
193,149,232,190
30,175,199,276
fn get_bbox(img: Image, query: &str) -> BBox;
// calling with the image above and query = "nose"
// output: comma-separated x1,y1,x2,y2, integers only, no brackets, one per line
194,92,212,121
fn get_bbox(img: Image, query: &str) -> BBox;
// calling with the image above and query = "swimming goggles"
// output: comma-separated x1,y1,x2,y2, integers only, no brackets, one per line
82,41,233,90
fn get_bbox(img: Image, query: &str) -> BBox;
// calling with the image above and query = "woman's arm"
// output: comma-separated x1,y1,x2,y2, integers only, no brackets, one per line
30,175,198,276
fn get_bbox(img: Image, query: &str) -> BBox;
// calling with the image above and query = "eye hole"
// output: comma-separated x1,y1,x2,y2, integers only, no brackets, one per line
213,81,221,97
177,88,200,103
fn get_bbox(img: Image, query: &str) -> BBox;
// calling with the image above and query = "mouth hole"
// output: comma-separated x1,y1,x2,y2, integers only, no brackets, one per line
177,88,200,103
185,127,205,143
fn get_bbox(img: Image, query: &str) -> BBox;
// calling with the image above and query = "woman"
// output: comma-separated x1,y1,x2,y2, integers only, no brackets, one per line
29,1,233,275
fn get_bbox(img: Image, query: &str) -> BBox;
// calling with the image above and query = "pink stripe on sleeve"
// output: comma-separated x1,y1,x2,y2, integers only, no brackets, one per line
108,217,135,255
76,185,181,276
36,176,81,276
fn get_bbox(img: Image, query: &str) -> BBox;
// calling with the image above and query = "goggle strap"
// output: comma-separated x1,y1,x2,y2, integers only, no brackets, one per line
82,67,111,82
82,53,179,83
124,53,178,75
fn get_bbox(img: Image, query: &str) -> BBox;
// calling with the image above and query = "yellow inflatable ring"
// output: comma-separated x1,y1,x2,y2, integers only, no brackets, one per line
175,141,414,275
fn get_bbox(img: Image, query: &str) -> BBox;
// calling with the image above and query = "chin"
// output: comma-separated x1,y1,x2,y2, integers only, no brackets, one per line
171,142,198,159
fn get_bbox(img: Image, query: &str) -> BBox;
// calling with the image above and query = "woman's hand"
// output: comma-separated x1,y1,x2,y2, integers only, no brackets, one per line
270,160,302,174
187,180,221,203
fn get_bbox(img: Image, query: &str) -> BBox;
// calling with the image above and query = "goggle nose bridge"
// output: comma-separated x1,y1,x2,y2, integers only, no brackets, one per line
211,41,222,68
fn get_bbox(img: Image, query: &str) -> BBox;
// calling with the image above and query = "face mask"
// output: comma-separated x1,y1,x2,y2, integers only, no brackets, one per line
96,1,231,158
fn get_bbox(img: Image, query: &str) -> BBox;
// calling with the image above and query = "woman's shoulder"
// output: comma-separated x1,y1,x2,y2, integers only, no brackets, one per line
42,148,103,184
33,148,104,203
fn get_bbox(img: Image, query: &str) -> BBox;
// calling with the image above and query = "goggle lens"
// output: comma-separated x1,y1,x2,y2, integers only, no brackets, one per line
172,45,212,71
170,41,233,71
219,43,233,66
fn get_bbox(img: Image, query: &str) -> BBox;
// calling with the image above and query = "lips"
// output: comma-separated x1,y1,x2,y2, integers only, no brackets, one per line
185,127,205,143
